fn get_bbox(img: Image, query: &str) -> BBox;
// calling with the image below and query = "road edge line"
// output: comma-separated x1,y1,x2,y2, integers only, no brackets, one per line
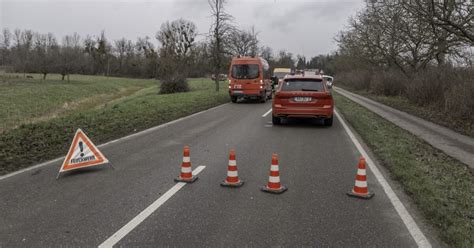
334,109,431,248
98,165,206,248
0,103,229,181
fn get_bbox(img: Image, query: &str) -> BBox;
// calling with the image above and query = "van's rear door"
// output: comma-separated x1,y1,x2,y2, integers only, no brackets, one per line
230,64,261,93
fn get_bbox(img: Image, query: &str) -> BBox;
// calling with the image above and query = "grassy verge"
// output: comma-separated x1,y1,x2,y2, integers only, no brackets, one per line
337,86,474,137
0,73,156,132
334,91,473,247
0,77,229,175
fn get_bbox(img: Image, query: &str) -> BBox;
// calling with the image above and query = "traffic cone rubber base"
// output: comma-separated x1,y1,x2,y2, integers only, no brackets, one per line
347,191,374,199
174,175,198,183
261,185,288,194
221,179,244,187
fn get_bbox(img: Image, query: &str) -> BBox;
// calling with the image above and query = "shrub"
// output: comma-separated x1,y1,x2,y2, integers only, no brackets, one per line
337,70,372,91
370,70,407,96
159,76,190,94
443,71,474,119
405,68,450,106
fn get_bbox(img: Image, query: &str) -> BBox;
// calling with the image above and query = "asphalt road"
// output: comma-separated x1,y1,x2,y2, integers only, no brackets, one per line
0,101,426,247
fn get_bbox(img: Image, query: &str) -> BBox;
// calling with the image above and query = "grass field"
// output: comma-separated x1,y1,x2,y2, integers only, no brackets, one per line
0,74,229,175
334,91,473,247
0,73,156,132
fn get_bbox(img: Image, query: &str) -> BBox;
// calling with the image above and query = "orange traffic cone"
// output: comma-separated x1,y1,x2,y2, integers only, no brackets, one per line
347,156,374,199
221,149,244,187
174,146,198,183
261,154,287,194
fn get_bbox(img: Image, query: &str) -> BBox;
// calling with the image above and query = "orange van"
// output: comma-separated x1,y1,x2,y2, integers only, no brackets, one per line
228,56,273,103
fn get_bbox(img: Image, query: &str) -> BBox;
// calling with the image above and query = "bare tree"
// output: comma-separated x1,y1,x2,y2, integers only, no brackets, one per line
402,0,473,44
84,31,111,75
259,45,273,62
274,50,295,68
156,19,196,59
208,0,235,91
114,38,127,73
33,32,58,80
1,29,11,66
136,36,158,78
13,29,34,77
59,33,82,81
156,19,197,93
228,26,259,56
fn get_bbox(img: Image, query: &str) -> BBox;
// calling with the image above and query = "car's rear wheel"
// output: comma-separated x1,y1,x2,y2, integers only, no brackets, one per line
324,116,333,126
272,115,281,125
231,96,237,103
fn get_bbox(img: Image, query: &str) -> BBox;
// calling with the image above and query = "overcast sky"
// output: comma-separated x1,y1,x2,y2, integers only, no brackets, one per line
1,0,364,58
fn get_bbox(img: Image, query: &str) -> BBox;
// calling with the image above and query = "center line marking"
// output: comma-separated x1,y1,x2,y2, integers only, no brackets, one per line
262,108,272,117
98,165,206,248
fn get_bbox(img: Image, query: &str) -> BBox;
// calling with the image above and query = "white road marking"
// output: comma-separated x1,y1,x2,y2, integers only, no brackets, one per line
334,109,431,247
262,108,272,117
0,103,229,181
98,165,206,248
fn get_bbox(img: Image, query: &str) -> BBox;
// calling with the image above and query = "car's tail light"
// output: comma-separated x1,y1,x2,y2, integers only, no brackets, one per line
314,92,332,99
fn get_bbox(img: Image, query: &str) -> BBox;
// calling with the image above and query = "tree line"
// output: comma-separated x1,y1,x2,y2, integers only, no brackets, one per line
332,0,473,129
0,0,339,92
334,0,473,73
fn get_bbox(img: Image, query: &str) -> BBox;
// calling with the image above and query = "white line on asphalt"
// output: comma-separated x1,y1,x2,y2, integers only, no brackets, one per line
98,165,206,248
0,103,229,181
262,108,272,117
334,109,431,248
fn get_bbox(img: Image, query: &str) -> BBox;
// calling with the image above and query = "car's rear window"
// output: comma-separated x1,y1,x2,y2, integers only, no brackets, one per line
281,80,324,91
231,64,259,79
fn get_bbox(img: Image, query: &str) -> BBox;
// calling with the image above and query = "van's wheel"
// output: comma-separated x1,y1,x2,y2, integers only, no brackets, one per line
272,115,281,125
324,116,333,126
231,96,237,103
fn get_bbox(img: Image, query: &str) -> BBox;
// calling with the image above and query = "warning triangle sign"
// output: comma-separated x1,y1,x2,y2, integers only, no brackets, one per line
59,128,109,173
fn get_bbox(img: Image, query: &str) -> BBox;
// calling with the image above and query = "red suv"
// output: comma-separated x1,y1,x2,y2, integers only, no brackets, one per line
272,74,334,126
